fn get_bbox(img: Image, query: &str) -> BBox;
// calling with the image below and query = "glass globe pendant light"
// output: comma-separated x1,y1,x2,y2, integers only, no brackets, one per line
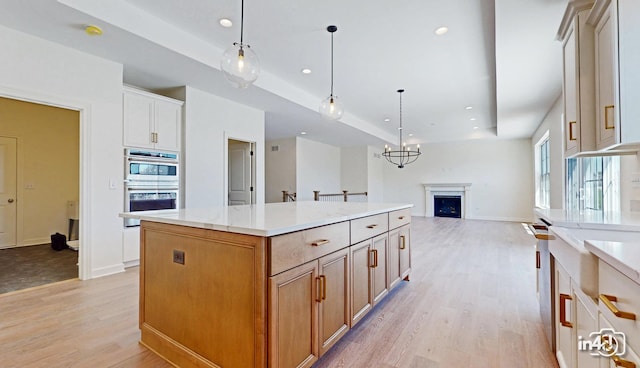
220,0,259,88
319,25,343,120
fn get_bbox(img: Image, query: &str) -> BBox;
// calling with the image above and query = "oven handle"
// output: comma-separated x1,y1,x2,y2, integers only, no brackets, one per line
127,157,178,164
127,187,179,192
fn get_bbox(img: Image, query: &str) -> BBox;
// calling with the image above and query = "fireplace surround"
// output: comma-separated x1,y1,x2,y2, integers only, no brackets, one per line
423,183,472,219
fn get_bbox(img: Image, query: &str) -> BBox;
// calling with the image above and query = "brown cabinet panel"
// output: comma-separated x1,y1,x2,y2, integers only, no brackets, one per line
318,249,350,356
268,261,319,368
350,213,389,244
389,208,411,230
140,221,266,368
372,234,388,305
399,225,411,280
388,229,401,290
270,221,350,276
350,240,372,327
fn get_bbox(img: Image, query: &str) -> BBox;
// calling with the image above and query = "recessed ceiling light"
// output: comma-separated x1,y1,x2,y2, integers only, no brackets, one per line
219,18,233,28
473,126,479,130
384,118,391,122
434,26,448,36
85,25,103,36
301,68,312,74
465,106,473,110
409,133,414,137
300,131,307,135
470,118,476,121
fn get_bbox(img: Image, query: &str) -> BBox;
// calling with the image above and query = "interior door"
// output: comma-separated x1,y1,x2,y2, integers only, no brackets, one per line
0,137,17,248
228,139,254,205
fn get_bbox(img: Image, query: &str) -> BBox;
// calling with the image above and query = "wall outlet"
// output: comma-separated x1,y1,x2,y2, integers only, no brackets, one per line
173,249,185,265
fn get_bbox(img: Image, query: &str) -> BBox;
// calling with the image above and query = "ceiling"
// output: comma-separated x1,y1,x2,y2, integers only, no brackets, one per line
0,0,567,147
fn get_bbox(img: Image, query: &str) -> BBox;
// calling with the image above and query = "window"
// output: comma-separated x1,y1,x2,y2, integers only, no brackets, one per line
535,132,550,208
565,156,620,212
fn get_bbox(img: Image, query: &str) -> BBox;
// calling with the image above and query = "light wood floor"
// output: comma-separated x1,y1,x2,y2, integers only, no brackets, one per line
0,217,558,368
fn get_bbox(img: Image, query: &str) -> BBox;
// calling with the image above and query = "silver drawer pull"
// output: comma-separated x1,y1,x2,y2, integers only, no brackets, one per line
366,224,378,229
311,239,330,246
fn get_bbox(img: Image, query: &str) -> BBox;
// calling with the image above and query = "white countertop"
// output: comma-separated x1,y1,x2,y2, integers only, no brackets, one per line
585,240,640,285
120,201,413,237
535,208,640,231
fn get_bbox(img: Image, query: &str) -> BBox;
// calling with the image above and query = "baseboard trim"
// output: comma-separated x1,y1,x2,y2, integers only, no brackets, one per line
90,263,125,279
466,215,533,223
415,214,532,223
124,259,140,268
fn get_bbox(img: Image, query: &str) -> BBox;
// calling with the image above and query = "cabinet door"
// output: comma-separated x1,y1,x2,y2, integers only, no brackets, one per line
555,262,576,368
575,288,598,368
269,261,319,368
123,92,154,149
350,240,372,327
154,99,182,152
387,229,401,290
563,22,579,156
371,233,388,306
318,249,350,356
594,1,618,149
398,225,411,281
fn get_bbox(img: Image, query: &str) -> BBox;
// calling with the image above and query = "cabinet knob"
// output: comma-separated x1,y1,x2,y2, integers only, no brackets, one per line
7,198,14,203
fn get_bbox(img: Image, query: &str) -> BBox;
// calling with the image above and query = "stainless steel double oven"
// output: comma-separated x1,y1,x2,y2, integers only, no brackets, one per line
124,149,179,227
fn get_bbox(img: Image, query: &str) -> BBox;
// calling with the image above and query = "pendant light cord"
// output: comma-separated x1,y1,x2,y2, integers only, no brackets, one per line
399,90,403,149
240,0,244,45
330,31,334,97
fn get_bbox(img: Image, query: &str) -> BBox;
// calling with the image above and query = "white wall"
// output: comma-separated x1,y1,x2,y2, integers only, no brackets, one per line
265,137,296,203
340,146,367,194
383,139,534,221
296,137,341,201
531,96,564,209
181,86,265,207
621,154,640,212
367,146,385,202
0,25,125,278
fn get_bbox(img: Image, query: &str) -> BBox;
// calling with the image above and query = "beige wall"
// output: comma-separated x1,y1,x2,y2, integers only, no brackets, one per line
0,97,79,246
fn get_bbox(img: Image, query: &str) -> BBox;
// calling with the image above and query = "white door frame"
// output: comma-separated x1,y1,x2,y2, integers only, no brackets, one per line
223,132,256,206
0,85,92,280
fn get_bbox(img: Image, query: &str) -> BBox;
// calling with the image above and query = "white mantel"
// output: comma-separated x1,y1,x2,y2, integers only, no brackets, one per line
423,183,472,218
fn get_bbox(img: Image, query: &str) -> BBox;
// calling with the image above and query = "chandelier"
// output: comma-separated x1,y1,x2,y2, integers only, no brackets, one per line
220,0,260,88
382,89,421,168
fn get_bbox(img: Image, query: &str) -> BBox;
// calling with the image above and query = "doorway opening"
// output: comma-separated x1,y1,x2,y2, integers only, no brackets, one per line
228,139,256,206
0,97,80,294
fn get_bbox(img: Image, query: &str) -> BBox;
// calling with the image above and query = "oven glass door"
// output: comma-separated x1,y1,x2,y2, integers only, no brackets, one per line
125,188,178,227
127,161,178,182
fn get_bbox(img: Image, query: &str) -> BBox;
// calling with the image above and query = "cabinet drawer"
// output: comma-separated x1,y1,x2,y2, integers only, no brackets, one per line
389,208,411,230
350,213,388,245
599,259,640,350
269,221,350,276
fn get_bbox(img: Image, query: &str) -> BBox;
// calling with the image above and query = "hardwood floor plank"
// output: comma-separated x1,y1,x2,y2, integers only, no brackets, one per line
0,217,557,367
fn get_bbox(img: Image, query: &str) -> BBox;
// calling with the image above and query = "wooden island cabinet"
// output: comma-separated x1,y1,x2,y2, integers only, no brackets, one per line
124,202,412,368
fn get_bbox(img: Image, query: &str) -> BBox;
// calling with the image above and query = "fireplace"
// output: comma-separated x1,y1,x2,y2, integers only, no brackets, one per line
423,183,471,219
434,195,462,218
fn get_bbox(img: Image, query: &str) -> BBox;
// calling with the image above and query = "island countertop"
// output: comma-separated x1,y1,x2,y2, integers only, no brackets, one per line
120,201,413,237
535,208,640,232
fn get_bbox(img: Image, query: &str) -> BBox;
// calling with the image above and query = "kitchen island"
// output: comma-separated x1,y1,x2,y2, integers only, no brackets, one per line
121,201,413,368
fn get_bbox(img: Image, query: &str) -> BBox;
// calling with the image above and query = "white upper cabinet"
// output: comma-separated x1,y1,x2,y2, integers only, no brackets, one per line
558,1,596,157
588,0,640,150
123,86,183,152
